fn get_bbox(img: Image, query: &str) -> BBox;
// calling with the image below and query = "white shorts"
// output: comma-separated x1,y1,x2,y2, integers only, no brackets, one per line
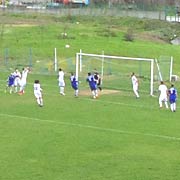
58,80,65,87
159,95,168,102
133,85,138,91
34,92,42,99
20,79,27,87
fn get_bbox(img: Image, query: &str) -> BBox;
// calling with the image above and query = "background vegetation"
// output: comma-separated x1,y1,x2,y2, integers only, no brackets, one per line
0,11,180,74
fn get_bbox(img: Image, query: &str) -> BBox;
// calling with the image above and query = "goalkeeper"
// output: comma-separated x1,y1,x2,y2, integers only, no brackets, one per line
94,72,102,91
131,72,140,98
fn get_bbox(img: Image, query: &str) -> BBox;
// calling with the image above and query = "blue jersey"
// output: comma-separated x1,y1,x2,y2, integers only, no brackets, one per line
70,75,78,90
87,75,97,90
169,87,177,103
7,74,15,86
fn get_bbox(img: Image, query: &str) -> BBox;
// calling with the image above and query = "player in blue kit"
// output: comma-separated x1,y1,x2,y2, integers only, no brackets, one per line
5,73,15,94
86,72,98,99
70,73,79,97
168,84,177,112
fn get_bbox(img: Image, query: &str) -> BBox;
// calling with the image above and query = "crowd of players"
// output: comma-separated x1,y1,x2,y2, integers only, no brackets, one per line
131,72,178,112
58,68,102,99
158,81,177,112
6,67,30,95
5,67,177,112
5,67,44,107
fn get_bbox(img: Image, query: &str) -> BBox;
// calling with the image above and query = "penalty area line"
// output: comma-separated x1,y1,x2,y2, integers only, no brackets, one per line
0,113,180,142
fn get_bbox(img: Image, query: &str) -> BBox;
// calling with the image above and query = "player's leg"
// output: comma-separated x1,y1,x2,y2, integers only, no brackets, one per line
95,89,98,98
36,98,40,105
75,89,78,97
35,93,41,106
91,90,96,99
9,86,13,94
159,97,163,108
39,94,43,107
60,86,65,95
173,102,176,112
59,81,65,95
170,102,174,112
98,86,102,91
73,84,78,97
90,84,97,99
14,80,18,93
164,97,169,109
133,86,139,98
19,80,26,94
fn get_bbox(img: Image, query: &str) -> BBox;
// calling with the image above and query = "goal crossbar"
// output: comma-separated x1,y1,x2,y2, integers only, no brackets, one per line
77,52,154,62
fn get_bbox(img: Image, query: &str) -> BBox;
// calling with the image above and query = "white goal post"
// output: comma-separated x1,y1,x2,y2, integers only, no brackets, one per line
155,56,174,82
75,50,155,96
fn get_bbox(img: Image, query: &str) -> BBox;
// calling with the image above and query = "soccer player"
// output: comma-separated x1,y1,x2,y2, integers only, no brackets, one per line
5,73,15,94
19,67,30,95
131,72,140,98
158,81,168,109
168,84,177,112
34,80,43,107
86,72,98,99
13,68,21,93
94,72,102,91
70,72,79,97
58,68,65,95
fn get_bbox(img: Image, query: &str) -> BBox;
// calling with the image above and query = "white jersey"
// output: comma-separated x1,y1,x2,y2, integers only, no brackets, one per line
34,83,42,98
13,70,21,85
58,70,65,87
34,83,42,93
131,75,138,87
13,70,21,79
58,71,64,81
21,69,29,87
21,69,29,81
159,84,168,102
158,83,168,108
159,84,168,97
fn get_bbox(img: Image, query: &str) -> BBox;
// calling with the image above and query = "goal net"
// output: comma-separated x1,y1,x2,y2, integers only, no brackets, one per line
154,56,173,82
75,51,155,96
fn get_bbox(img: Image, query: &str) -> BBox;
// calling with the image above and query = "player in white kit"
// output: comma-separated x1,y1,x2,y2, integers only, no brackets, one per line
19,67,30,95
58,68,65,95
131,72,140,98
34,80,43,107
13,68,21,93
158,81,168,109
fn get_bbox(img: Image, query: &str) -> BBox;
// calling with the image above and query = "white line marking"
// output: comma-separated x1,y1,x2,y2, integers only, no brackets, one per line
0,113,180,142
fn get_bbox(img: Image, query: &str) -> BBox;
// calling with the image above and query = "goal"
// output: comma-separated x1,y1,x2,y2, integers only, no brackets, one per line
75,50,155,96
155,56,174,82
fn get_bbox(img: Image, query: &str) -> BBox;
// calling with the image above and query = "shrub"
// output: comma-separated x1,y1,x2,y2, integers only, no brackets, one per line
124,28,134,41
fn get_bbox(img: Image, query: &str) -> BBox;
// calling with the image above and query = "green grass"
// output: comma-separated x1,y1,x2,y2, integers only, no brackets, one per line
0,72,180,180
0,11,180,180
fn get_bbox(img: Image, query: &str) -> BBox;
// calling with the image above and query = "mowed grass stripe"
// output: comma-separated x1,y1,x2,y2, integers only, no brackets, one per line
1,113,180,142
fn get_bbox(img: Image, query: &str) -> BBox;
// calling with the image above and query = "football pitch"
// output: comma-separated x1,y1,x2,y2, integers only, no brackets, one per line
0,72,180,180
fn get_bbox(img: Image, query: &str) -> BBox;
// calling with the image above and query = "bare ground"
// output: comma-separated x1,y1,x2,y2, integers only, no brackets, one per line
79,89,120,96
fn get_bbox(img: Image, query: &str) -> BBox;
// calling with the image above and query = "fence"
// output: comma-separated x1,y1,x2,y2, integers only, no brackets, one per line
0,47,76,75
1,2,180,22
